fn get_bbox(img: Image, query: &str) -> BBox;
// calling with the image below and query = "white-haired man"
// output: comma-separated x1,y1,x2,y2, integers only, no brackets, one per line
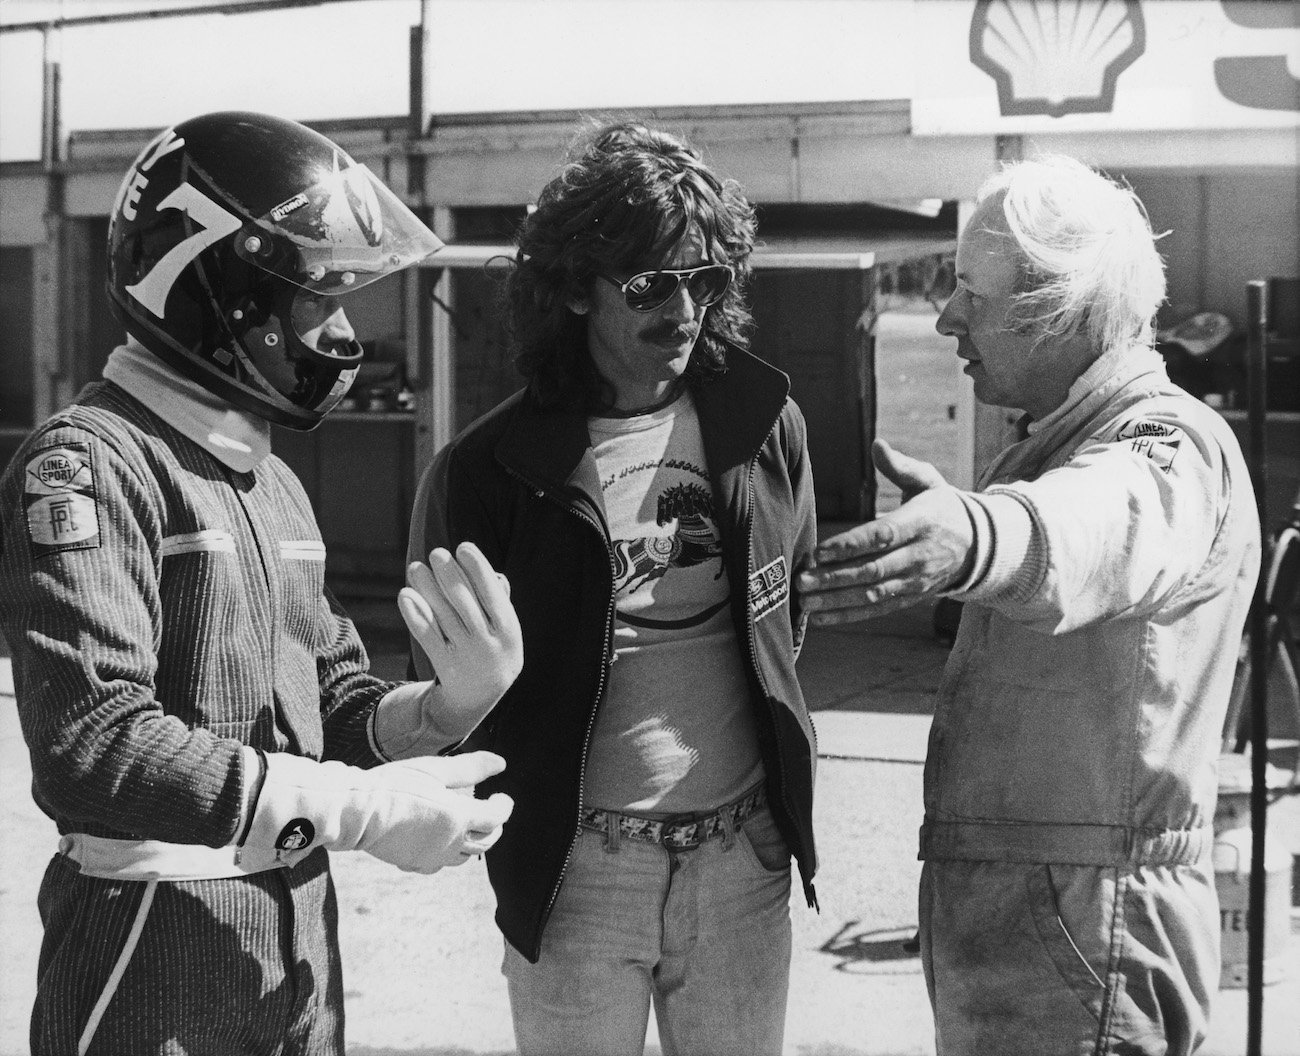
798,155,1259,1055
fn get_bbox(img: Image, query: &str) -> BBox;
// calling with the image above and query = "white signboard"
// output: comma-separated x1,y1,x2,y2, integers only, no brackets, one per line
912,0,1300,134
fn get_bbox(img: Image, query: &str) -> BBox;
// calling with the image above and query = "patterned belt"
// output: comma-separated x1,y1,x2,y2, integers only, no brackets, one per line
580,785,766,851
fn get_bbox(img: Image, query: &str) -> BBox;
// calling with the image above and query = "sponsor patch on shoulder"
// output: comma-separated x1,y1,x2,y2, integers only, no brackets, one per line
1116,419,1184,473
22,443,102,557
749,555,789,622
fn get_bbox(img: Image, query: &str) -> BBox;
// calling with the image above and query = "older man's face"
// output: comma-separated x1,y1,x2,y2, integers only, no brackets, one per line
936,197,1072,419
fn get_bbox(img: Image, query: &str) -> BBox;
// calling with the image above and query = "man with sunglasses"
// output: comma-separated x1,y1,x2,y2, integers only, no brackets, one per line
407,120,819,1055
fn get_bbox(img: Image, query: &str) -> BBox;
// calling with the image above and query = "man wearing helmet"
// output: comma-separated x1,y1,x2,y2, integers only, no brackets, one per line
0,111,522,1055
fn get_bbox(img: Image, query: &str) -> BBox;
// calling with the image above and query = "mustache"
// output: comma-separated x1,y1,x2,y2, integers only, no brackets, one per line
641,323,696,342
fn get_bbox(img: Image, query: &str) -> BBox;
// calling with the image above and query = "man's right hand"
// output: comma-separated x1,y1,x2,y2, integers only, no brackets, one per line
796,439,976,624
237,749,514,874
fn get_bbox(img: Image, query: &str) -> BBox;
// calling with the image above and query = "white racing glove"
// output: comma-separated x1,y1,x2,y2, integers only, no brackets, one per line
391,540,523,753
234,747,513,874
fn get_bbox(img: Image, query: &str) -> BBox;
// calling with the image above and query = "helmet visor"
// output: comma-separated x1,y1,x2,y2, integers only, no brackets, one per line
234,159,443,294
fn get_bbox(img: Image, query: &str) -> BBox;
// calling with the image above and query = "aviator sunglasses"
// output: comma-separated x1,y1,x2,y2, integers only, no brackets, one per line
598,264,734,313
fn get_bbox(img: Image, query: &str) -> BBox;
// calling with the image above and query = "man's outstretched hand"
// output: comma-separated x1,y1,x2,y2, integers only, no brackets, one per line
796,439,975,625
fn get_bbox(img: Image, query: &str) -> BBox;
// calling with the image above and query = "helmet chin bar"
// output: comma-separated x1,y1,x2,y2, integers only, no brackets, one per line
216,277,365,422
228,337,359,428
295,332,365,368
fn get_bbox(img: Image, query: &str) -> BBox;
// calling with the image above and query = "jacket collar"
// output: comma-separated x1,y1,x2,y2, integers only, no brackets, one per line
495,392,602,499
1028,343,1166,438
980,344,1170,486
692,348,791,471
495,348,791,499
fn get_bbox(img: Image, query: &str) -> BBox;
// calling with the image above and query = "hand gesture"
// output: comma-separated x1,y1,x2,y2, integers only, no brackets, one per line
361,752,515,872
796,439,975,625
398,542,523,739
238,749,514,875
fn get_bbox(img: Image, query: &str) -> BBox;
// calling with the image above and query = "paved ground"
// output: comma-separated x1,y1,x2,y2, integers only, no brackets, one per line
3,601,1299,1056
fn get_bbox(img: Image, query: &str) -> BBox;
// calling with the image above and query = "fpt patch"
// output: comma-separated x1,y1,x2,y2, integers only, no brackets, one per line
749,556,790,622
22,443,102,557
275,818,315,852
1116,419,1185,473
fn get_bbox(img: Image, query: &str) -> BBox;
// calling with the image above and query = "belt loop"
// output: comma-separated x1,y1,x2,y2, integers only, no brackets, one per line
720,804,737,851
604,810,621,854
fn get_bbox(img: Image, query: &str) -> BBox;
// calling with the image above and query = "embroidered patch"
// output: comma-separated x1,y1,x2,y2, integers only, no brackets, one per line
22,443,102,557
276,819,315,852
1116,419,1184,473
749,556,790,622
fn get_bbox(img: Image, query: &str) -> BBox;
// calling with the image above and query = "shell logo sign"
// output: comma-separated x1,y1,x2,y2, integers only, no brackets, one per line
970,0,1146,118
913,0,1300,134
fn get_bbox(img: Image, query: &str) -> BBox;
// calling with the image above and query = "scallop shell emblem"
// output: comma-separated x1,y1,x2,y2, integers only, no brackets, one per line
970,0,1146,118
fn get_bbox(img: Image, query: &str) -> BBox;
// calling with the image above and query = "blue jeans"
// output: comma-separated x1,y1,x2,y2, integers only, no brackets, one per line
919,859,1219,1056
502,804,793,1056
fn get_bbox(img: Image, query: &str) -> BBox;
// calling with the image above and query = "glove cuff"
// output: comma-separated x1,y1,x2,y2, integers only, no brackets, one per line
234,752,363,870
373,681,468,759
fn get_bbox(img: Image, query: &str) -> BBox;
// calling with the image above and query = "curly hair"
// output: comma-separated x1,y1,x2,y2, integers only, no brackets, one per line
507,121,757,411
977,154,1167,355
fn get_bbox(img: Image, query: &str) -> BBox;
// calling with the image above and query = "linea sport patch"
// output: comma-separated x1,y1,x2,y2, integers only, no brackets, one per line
1116,419,1185,473
23,443,103,557
749,555,789,622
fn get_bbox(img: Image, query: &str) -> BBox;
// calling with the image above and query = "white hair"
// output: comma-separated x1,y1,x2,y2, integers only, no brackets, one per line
976,154,1166,354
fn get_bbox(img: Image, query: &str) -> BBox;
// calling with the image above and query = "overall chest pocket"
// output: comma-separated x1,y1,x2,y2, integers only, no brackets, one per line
156,530,250,724
157,530,243,632
277,538,327,652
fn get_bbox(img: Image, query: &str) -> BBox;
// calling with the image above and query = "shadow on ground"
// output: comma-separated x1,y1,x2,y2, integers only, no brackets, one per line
819,921,923,973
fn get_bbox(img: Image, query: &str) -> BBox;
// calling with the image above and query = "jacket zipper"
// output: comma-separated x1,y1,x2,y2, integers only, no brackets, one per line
504,466,617,956
741,421,816,908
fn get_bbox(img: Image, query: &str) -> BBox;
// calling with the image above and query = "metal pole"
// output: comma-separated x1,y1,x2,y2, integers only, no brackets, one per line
1243,278,1269,1056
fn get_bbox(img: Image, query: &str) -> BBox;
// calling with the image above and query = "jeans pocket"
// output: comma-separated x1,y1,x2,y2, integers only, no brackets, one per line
737,807,791,874
1024,864,1108,1022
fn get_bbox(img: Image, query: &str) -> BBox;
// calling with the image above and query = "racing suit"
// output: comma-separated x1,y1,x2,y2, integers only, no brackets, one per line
0,368,393,1055
921,345,1260,1055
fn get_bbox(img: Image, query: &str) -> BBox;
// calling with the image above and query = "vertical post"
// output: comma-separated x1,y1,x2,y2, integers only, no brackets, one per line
40,24,63,182
407,17,426,206
406,6,454,481
427,206,454,455
38,22,69,418
857,266,878,521
951,201,977,489
1243,278,1269,1056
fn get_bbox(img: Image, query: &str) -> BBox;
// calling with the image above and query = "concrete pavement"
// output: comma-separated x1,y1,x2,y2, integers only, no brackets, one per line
3,605,1299,1055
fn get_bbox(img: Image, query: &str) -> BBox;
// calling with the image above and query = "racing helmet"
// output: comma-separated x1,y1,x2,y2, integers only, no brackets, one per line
106,111,442,429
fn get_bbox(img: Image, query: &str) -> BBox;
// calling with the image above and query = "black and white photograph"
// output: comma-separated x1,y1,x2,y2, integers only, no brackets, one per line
0,1,1297,1054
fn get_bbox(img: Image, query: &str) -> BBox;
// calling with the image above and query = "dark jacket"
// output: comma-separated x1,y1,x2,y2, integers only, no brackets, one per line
408,349,819,961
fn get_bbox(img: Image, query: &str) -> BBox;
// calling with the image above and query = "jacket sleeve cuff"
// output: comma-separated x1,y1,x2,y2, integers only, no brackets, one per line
234,745,268,846
946,489,1043,604
943,490,994,594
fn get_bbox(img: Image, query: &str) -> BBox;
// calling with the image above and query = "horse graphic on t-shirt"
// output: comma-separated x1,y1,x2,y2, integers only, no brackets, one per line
612,482,723,595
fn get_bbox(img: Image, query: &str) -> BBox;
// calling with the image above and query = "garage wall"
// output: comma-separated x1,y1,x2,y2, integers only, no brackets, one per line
1122,167,1300,328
